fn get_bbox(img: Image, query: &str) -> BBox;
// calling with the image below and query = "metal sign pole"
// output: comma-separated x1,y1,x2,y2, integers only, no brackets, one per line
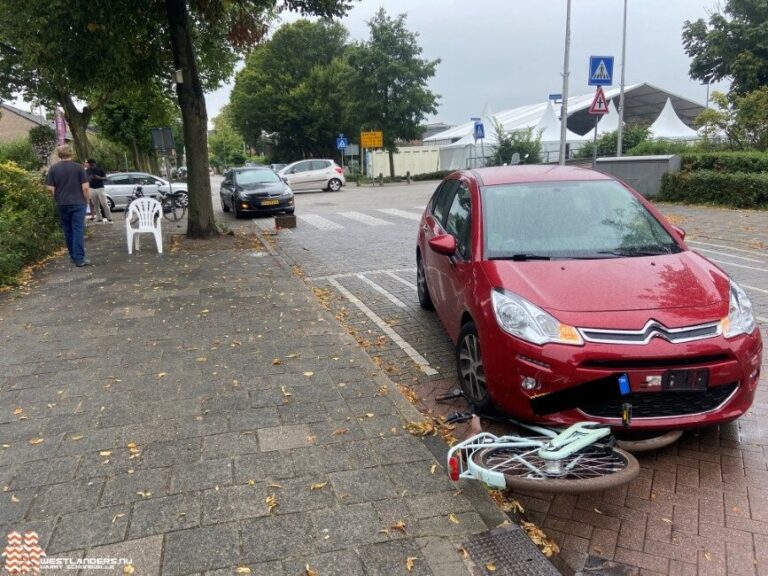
592,116,598,170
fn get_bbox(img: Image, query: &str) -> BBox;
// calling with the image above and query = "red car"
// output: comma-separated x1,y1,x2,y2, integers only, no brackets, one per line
417,166,762,431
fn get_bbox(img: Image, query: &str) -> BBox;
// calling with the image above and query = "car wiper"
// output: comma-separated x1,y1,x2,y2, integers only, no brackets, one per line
598,247,674,257
491,254,552,261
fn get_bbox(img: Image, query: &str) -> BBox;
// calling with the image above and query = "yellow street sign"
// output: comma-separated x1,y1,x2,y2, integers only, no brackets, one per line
360,131,383,148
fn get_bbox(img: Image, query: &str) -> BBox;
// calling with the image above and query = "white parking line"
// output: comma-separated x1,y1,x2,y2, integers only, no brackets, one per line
744,283,768,295
377,208,422,221
298,214,343,230
356,274,408,309
328,278,437,375
384,271,417,290
312,268,415,282
338,211,393,226
688,240,766,257
707,258,768,273
694,248,764,263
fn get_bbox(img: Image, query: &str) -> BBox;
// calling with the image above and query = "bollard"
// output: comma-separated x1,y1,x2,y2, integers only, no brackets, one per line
379,173,384,186
406,171,411,184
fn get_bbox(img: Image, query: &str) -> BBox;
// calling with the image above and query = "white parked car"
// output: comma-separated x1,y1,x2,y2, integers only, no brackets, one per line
278,159,345,192
103,172,188,211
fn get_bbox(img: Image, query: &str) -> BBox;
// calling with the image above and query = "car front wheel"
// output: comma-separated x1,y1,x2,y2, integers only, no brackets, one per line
456,322,492,411
221,194,230,213
327,178,342,192
416,255,434,310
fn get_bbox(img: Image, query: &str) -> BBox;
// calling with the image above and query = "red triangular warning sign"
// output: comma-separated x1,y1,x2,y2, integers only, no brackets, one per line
589,86,609,115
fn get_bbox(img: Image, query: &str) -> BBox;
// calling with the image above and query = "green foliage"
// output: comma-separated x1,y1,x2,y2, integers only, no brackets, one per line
230,19,352,159
412,170,453,181
680,151,768,172
626,140,694,156
0,162,62,286
0,138,40,171
209,106,248,169
682,1,768,96
660,170,768,208
89,137,130,172
576,125,651,158
485,121,542,166
694,88,768,150
345,8,440,161
28,125,56,165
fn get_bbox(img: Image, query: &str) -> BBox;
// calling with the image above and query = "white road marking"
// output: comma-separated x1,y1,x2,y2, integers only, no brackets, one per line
688,240,766,257
356,274,408,309
758,316,768,323
327,278,437,375
707,258,768,273
312,268,415,281
384,271,417,290
744,283,768,295
298,214,343,230
694,248,764,263
338,211,393,226
377,208,421,221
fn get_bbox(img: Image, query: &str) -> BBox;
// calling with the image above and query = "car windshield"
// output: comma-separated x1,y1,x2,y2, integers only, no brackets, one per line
481,180,681,260
235,169,281,186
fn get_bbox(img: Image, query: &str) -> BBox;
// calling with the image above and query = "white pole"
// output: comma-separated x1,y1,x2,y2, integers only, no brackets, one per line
616,0,628,157
559,0,572,166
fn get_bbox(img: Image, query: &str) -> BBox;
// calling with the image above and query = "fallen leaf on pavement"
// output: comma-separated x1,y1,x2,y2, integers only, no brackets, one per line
303,371,314,377
136,491,151,498
10,495,19,503
406,557,417,571
391,521,407,534
266,495,279,513
123,566,135,575
157,372,167,378
13,408,23,415
704,551,712,561
310,481,328,491
272,358,282,365
486,563,497,572
235,567,251,575
332,428,349,436
112,513,125,523
305,565,318,576
99,450,112,457
269,483,283,489
69,435,84,441
430,464,437,474
458,547,468,559
29,438,44,445
449,513,460,524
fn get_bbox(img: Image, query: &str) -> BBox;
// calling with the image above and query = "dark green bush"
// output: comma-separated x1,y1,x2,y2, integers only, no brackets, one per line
660,170,768,208
0,138,40,171
0,162,62,286
626,140,693,156
412,170,453,181
680,151,768,173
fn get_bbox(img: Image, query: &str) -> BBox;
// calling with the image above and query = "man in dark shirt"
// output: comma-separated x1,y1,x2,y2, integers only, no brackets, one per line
86,158,112,223
46,145,91,267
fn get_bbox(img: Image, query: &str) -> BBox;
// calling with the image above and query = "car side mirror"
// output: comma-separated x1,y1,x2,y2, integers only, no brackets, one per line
671,225,686,240
429,234,456,256
290,169,297,174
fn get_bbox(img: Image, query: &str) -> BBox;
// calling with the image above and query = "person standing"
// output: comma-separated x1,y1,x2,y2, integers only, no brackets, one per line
86,158,112,223
46,145,91,267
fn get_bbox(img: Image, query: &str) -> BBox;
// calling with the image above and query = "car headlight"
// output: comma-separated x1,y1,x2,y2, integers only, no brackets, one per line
723,280,756,338
491,289,583,346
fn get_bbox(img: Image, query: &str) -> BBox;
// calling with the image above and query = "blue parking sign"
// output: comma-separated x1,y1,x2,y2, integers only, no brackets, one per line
473,121,485,141
336,136,347,150
588,56,614,86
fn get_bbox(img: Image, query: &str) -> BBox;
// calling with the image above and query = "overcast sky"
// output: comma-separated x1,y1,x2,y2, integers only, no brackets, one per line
206,0,726,126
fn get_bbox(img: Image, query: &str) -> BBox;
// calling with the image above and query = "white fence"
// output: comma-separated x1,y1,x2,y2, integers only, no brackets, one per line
369,146,441,177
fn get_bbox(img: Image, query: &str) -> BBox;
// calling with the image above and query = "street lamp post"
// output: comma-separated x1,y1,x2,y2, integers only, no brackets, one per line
559,0,572,165
616,0,628,157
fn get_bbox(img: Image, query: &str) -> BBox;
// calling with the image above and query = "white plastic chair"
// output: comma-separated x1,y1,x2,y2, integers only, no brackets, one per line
126,198,163,254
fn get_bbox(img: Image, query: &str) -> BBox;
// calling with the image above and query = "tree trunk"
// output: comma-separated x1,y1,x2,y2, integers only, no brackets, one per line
388,150,395,179
59,96,91,161
165,0,218,238
130,139,141,170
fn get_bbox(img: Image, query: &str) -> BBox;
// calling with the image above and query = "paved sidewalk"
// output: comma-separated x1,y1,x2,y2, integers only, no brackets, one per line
0,222,512,575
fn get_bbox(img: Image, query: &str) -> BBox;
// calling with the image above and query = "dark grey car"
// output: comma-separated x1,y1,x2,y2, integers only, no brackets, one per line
219,167,295,218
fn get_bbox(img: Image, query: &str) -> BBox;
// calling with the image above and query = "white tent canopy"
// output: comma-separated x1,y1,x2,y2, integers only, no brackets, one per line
535,101,587,143
649,98,699,140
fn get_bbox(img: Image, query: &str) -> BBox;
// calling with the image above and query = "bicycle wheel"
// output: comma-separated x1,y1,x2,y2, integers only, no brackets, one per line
162,198,187,221
471,440,639,493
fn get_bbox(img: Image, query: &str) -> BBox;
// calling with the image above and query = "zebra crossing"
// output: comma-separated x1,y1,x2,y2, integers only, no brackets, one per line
252,207,424,233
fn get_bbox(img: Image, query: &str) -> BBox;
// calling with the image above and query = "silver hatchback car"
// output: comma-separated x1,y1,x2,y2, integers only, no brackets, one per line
104,172,189,211
278,159,345,192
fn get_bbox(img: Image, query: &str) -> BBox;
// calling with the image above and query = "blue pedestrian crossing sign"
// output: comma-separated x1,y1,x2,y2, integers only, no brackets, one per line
473,121,485,142
336,136,348,150
588,56,614,86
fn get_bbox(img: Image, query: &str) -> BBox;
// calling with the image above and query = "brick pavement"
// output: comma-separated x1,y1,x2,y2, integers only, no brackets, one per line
0,223,511,575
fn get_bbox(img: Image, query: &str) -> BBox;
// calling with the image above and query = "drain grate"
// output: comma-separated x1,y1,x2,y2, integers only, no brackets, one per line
462,525,560,576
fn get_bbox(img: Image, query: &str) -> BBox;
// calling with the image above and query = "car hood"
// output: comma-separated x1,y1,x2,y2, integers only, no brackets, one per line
239,182,287,195
481,251,730,313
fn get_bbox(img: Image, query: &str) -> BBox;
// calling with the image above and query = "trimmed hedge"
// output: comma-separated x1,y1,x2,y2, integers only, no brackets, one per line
412,170,453,181
660,170,768,208
0,162,62,286
680,151,768,173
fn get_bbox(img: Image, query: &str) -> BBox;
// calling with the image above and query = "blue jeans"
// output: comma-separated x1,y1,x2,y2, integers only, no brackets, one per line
57,204,87,264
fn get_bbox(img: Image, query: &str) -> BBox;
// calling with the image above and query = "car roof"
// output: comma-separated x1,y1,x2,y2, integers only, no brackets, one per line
465,165,614,187
231,166,271,171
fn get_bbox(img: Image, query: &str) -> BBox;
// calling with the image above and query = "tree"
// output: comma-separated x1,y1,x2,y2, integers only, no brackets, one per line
682,0,768,96
694,88,768,150
485,121,542,166
28,125,56,167
209,106,247,170
576,125,651,159
230,19,351,160
345,9,440,178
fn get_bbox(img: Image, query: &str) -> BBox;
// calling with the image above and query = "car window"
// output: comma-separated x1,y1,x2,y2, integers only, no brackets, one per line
444,182,472,260
235,169,282,186
481,180,681,260
107,174,132,186
291,161,311,173
311,160,330,171
432,179,459,227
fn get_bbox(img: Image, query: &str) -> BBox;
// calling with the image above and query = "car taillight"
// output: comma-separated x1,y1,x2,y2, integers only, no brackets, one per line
448,456,460,481
334,166,343,174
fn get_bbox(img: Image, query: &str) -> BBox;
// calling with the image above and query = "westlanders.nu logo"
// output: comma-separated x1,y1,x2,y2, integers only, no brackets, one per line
2,531,45,575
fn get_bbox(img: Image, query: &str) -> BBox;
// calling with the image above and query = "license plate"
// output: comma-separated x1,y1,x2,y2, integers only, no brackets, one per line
261,199,279,206
663,368,709,391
